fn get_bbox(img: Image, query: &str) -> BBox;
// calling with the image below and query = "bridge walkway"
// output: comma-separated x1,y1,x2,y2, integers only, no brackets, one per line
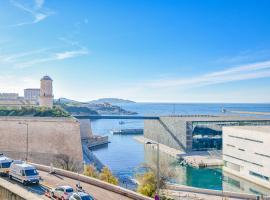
74,115,159,120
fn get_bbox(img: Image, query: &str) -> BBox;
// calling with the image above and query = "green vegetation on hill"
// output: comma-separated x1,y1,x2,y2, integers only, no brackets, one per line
60,104,99,115
54,98,137,115
0,106,70,117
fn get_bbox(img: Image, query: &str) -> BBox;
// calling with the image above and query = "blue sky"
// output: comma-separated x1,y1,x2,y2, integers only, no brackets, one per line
0,0,270,102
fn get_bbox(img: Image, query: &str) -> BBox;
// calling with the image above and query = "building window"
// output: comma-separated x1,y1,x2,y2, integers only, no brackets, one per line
238,148,245,151
224,161,241,172
249,171,269,181
255,152,270,159
228,135,263,143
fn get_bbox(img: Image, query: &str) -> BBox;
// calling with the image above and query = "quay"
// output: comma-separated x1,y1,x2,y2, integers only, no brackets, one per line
135,136,223,168
111,128,144,135
178,150,223,168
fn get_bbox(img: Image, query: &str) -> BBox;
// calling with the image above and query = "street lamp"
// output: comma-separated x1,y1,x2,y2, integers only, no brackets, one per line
145,141,160,196
18,122,29,162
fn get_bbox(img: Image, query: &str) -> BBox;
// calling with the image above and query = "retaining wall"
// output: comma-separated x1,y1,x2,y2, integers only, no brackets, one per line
0,178,43,200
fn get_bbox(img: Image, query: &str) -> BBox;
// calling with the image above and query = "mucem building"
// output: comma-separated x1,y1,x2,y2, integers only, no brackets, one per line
144,115,270,152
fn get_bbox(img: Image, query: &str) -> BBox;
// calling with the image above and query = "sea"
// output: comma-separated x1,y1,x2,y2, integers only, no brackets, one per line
90,103,270,195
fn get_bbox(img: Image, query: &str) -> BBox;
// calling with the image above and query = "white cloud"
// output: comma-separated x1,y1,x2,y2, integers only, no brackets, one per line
10,0,54,26
34,0,44,9
147,60,270,88
55,50,89,60
0,40,89,68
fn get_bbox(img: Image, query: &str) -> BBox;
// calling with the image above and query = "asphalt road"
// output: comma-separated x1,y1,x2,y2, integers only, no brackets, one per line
1,170,135,200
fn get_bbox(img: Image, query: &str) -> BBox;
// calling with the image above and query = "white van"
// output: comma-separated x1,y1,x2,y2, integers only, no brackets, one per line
0,155,13,175
9,160,40,185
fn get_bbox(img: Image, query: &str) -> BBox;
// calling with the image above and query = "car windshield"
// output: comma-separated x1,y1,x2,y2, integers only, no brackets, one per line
1,162,11,168
66,188,74,193
81,196,94,200
25,169,38,176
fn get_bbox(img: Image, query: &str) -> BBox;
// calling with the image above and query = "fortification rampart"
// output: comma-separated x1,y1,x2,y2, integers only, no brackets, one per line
0,117,83,165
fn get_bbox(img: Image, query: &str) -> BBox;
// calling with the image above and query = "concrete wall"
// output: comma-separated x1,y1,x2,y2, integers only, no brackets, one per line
0,178,42,200
0,117,83,165
223,126,270,189
144,117,187,152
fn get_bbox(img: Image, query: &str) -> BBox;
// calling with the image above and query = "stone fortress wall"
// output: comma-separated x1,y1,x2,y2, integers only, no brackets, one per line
0,117,83,166
78,119,93,139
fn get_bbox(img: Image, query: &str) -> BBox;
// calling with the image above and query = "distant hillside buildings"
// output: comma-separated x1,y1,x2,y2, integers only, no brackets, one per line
0,75,54,108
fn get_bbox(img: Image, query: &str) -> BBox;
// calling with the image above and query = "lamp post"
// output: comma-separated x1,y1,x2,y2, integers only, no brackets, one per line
18,122,29,162
146,141,160,196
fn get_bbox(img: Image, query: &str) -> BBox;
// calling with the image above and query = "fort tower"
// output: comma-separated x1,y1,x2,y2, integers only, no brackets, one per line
39,75,53,108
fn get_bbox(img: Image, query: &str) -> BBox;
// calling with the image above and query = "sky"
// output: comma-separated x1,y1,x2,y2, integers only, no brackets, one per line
0,0,270,103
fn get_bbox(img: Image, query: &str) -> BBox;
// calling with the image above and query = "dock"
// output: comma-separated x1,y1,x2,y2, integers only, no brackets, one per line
179,150,223,168
111,128,143,135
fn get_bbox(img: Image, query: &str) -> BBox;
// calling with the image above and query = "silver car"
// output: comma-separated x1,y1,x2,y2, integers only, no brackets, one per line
50,185,74,200
69,192,94,200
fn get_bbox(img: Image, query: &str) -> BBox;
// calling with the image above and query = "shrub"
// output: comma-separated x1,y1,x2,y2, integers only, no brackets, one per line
99,167,118,185
83,165,99,178
0,106,70,117
137,171,156,197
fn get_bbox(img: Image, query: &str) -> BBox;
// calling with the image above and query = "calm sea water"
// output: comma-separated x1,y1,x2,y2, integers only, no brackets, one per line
90,103,270,194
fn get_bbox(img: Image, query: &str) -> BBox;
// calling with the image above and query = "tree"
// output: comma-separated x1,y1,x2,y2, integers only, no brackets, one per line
99,167,118,185
53,154,82,172
136,150,176,197
137,171,156,197
83,165,99,178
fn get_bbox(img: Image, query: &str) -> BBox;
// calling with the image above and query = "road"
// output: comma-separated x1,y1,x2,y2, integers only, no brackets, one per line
1,171,135,200
40,170,133,200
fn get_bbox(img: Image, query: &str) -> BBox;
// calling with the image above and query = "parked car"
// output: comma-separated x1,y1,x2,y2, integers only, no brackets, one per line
69,192,94,200
9,160,40,185
50,185,74,200
0,155,13,176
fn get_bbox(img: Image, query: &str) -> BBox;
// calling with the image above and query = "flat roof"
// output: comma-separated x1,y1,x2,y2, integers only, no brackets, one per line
225,126,270,133
160,115,270,122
